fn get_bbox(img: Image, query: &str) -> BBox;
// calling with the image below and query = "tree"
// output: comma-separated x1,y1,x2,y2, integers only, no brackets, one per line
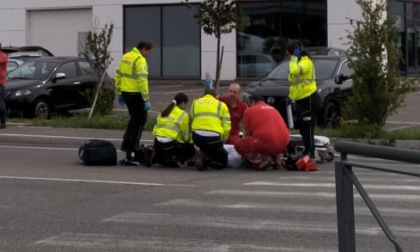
343,0,414,127
81,20,114,118
184,0,241,91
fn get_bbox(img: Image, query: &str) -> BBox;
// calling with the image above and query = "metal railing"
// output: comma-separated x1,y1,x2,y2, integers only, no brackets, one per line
334,141,420,252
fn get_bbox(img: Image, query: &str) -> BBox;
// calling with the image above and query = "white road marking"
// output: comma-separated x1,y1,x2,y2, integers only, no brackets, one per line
244,182,420,191
102,212,420,237
207,190,420,201
156,198,420,217
387,120,420,125
35,233,336,252
0,176,194,187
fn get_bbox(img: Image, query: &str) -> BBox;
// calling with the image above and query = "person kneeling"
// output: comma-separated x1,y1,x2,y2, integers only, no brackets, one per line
234,94,290,170
151,93,195,168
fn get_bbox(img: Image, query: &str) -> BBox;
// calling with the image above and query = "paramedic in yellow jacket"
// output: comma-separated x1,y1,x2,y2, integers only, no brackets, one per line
191,88,231,171
151,92,195,168
287,42,321,161
115,41,152,166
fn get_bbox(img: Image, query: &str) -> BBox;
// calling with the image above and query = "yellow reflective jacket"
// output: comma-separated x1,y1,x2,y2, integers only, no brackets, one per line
153,105,192,143
114,47,149,101
191,94,231,141
288,55,317,101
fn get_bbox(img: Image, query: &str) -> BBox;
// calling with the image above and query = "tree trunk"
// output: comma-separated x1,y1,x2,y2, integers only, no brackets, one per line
215,32,221,92
88,71,106,119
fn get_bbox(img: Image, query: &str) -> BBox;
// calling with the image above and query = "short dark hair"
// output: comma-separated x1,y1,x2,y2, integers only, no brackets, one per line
249,93,264,103
137,41,153,51
204,88,217,97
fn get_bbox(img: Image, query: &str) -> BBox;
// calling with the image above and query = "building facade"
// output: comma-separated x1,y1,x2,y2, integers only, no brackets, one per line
0,0,417,80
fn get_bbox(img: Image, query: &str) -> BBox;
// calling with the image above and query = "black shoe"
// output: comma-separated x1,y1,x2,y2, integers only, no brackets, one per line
195,150,208,171
119,158,138,166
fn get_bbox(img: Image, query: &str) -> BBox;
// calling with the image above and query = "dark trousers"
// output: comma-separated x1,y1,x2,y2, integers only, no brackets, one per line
192,132,228,168
295,92,321,158
0,85,6,124
121,92,147,157
153,138,196,165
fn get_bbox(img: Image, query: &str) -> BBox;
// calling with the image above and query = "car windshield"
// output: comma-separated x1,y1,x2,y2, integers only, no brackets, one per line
8,61,59,80
265,58,339,80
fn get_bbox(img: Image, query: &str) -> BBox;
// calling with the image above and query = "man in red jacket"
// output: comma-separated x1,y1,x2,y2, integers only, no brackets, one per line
0,42,8,129
218,83,247,145
234,93,290,169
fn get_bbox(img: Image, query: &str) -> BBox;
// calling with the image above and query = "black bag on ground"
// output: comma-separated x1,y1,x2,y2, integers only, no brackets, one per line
79,139,117,166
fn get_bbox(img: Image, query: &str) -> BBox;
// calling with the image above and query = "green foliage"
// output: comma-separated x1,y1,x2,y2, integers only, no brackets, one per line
344,0,415,127
81,88,115,116
80,20,114,117
81,21,114,77
28,112,157,131
184,0,242,90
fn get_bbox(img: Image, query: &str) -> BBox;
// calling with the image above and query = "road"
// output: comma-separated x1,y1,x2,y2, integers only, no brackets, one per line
0,140,419,251
0,84,419,251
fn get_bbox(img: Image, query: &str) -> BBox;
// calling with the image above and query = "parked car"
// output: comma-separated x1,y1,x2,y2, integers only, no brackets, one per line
5,57,114,119
243,55,353,127
2,46,54,57
237,53,277,78
305,47,347,56
7,52,43,74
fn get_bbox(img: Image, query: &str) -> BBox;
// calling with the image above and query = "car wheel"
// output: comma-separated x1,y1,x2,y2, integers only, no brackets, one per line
32,99,51,119
322,102,340,128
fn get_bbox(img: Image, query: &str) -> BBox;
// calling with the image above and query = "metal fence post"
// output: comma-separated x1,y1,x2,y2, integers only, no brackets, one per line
335,153,355,252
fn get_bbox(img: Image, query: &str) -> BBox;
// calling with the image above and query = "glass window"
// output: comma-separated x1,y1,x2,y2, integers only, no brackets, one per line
57,62,77,79
266,58,337,80
124,4,200,78
237,0,327,78
79,61,95,76
124,6,161,76
7,61,18,73
338,61,353,77
162,5,200,77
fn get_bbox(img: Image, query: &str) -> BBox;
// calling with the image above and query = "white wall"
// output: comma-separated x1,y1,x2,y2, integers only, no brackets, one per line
327,0,361,49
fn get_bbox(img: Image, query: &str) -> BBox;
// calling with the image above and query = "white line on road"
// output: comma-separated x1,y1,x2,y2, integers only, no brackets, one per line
0,175,194,187
35,233,337,252
244,182,420,191
103,212,420,237
156,198,420,217
207,190,420,201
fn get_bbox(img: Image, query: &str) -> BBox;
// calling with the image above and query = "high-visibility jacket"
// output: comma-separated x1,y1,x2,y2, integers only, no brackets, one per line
153,105,192,143
288,55,317,101
191,94,231,141
114,47,149,101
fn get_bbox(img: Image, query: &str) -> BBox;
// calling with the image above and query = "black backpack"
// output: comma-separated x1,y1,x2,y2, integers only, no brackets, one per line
79,139,117,166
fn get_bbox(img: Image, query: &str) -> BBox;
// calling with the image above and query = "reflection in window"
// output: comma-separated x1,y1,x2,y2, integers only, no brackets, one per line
124,5,200,78
57,62,77,79
237,0,327,78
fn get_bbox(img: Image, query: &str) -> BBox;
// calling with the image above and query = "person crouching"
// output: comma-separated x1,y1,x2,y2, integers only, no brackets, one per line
151,92,195,168
234,94,290,170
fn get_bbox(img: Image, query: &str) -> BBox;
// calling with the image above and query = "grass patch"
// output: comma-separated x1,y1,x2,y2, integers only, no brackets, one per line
10,112,158,131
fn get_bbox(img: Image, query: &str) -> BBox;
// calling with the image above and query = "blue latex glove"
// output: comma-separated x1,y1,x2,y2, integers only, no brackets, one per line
203,72,213,89
118,96,125,106
293,48,302,58
144,101,151,111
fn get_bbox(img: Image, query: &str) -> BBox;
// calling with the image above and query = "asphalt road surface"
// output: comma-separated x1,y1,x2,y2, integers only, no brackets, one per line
0,140,419,251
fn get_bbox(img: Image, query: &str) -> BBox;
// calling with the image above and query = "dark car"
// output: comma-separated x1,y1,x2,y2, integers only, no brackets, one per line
5,57,114,119
2,46,54,57
243,55,353,127
305,47,347,56
7,52,43,74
